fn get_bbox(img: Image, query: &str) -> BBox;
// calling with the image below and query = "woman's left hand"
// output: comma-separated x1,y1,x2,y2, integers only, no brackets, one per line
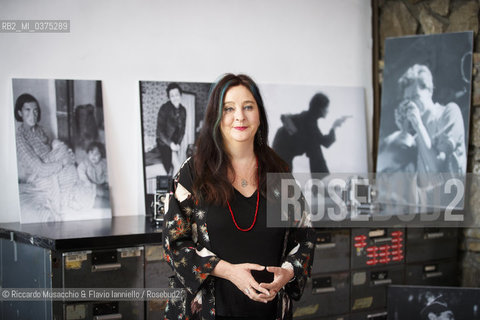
257,266,294,301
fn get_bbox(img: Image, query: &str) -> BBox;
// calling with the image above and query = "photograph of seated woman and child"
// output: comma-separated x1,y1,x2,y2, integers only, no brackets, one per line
12,79,110,223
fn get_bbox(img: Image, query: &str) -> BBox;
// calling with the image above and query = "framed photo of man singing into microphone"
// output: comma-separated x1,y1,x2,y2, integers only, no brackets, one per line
376,32,473,210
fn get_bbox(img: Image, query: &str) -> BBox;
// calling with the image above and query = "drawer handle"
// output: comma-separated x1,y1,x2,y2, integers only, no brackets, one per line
313,287,336,294
373,237,392,243
425,232,444,239
94,314,122,320
373,279,392,286
315,243,336,250
426,271,443,278
92,263,121,272
367,311,388,318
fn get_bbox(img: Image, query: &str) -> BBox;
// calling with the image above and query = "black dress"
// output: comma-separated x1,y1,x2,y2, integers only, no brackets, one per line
206,189,285,318
162,157,316,320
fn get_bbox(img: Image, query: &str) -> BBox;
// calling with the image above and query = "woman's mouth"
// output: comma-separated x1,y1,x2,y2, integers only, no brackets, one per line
234,126,247,131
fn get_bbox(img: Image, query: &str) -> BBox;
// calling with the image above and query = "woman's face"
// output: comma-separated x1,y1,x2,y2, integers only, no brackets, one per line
168,88,182,108
20,102,39,128
403,76,433,114
220,85,260,146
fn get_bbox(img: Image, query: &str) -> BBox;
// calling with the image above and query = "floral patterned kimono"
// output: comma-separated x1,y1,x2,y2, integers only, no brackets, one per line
163,158,315,320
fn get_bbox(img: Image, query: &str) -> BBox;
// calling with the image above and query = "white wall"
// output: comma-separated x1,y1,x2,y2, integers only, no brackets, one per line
0,0,373,222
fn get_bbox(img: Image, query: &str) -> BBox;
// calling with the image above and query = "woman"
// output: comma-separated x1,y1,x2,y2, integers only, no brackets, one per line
15,94,69,181
163,74,315,320
14,93,95,221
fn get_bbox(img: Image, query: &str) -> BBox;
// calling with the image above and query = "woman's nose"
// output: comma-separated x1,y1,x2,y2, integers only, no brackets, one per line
234,109,245,121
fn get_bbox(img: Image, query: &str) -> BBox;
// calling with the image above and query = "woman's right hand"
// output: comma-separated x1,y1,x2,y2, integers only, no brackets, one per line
212,260,271,303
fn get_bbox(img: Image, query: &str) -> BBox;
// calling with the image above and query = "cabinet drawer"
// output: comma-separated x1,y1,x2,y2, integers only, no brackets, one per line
351,265,404,312
293,271,350,318
312,229,350,273
63,247,144,288
64,301,143,320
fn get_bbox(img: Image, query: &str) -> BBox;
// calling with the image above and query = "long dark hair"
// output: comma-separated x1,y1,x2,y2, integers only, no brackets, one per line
193,73,288,206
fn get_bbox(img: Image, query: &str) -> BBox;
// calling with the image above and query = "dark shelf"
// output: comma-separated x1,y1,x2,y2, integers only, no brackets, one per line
0,215,163,251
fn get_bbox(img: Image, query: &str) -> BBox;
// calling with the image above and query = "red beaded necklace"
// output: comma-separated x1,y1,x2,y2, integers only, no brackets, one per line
227,157,259,232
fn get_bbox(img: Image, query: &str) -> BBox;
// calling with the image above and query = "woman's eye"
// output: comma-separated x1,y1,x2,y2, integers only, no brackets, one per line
224,107,234,113
244,105,253,110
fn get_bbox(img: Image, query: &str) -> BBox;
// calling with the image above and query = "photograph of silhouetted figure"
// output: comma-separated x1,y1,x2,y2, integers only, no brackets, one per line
272,92,350,173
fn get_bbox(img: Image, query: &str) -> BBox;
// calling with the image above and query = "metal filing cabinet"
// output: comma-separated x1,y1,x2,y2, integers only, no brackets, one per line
145,244,172,320
63,247,144,288
0,238,53,320
0,216,167,320
61,247,145,320
0,240,147,320
405,258,458,286
312,229,350,274
350,265,404,313
63,301,129,320
293,272,350,319
405,228,458,263
351,228,405,269
405,227,459,287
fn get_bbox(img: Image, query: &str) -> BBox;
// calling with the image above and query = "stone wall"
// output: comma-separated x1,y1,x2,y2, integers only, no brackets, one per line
375,0,480,287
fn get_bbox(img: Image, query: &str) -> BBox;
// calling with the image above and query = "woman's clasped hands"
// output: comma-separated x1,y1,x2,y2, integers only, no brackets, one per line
222,262,294,304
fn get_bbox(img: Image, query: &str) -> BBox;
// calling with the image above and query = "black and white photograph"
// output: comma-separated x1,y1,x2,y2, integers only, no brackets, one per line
139,80,211,214
12,78,111,223
388,285,480,320
376,32,473,209
260,84,369,174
